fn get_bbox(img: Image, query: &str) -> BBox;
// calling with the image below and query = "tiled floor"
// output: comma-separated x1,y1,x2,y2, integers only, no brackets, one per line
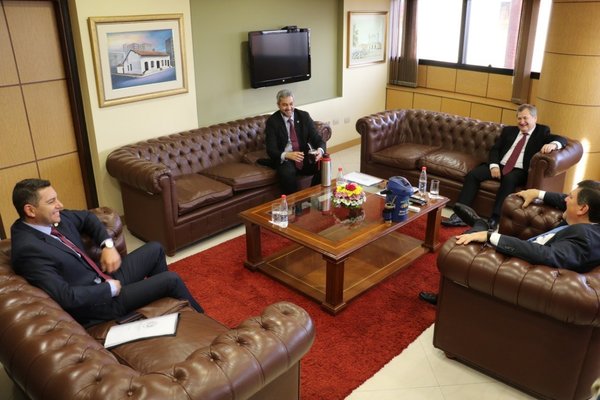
0,145,540,399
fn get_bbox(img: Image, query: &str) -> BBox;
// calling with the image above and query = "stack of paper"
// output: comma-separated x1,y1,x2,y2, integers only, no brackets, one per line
104,313,180,348
344,172,383,186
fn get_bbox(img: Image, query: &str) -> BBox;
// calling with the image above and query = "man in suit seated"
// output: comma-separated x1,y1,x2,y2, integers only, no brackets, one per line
265,88,327,194
10,178,204,327
420,180,600,305
442,104,566,231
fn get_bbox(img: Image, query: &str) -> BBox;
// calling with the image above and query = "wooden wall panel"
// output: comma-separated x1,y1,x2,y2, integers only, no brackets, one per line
0,86,35,167
22,80,77,158
0,10,19,86
426,66,456,92
0,163,39,236
413,93,441,111
38,154,87,210
4,1,64,83
441,98,471,117
456,70,487,97
386,90,413,110
471,104,502,122
487,74,512,102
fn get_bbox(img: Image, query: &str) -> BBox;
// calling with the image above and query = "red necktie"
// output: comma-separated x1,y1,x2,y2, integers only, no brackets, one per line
502,132,528,174
51,227,111,281
288,118,303,170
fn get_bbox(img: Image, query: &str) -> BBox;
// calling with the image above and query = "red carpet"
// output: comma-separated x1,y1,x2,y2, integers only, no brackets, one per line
169,217,464,400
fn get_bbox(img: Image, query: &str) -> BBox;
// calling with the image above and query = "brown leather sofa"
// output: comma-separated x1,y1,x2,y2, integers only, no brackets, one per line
434,194,600,400
356,109,583,218
0,207,315,400
107,115,331,255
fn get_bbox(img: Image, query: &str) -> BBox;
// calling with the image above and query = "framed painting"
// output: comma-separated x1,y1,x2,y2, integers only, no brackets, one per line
88,14,188,107
347,11,388,68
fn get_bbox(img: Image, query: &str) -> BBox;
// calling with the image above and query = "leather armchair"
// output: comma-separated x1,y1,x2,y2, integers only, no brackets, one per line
434,194,600,400
0,208,315,399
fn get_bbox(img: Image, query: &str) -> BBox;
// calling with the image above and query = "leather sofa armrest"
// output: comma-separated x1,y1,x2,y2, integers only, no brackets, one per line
526,138,583,189
314,120,332,142
83,206,128,263
356,110,407,155
106,148,172,193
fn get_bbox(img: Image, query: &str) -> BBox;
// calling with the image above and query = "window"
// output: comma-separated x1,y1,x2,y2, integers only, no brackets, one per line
416,0,462,63
416,0,551,72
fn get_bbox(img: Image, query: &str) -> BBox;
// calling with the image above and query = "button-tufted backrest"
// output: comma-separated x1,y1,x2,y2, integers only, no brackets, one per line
115,115,270,178
401,109,502,162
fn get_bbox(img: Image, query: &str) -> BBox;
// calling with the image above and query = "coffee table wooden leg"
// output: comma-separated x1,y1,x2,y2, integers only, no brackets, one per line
243,222,264,271
424,206,443,251
321,256,347,314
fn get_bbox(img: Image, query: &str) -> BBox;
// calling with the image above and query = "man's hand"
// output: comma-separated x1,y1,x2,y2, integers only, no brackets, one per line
491,166,501,179
516,188,541,208
286,151,304,163
101,247,122,274
540,143,558,154
455,231,488,245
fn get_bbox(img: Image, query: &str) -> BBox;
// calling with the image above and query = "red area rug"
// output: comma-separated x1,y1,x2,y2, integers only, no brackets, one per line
169,217,463,400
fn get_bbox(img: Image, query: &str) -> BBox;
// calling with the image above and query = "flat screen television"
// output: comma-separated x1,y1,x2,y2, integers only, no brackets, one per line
248,28,311,88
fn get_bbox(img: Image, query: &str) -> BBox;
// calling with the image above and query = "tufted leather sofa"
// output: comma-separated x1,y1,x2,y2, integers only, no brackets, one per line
356,109,583,218
434,194,600,400
107,115,331,255
0,207,315,399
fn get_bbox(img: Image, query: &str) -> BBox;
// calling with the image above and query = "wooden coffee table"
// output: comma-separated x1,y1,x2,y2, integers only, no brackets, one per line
240,184,448,314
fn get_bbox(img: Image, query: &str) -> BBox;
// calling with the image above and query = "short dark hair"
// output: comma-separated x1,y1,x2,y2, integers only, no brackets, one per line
12,178,51,219
577,183,600,223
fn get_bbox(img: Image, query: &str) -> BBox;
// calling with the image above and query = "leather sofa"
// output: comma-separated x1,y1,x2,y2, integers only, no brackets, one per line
434,194,600,400
107,115,331,255
0,207,316,400
355,109,583,218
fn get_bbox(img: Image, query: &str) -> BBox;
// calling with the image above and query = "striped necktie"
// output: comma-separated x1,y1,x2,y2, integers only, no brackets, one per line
51,227,111,281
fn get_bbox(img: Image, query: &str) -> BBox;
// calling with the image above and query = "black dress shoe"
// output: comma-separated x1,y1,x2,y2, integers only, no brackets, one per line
487,218,498,231
441,213,467,227
453,203,489,230
419,291,438,305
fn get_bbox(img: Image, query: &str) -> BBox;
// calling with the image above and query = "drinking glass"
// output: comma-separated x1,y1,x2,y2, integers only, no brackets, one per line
430,179,440,199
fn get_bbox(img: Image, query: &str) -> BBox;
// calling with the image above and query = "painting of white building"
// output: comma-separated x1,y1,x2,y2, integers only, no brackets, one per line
116,49,171,76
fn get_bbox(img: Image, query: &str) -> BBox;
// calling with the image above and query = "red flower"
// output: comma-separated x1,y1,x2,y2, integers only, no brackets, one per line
345,182,357,191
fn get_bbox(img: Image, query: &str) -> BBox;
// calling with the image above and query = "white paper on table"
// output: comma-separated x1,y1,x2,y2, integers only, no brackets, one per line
344,172,383,186
104,313,180,348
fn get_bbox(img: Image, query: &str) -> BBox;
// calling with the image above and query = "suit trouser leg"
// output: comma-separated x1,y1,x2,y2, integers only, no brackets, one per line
277,161,299,194
112,242,204,314
491,169,527,219
457,164,493,206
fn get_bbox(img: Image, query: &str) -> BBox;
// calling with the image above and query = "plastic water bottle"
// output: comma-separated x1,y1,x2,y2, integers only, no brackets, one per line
418,166,428,199
279,195,288,228
337,167,346,187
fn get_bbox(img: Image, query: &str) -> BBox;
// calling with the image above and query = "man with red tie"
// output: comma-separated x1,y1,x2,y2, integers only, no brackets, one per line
442,104,567,230
10,178,203,327
265,89,327,194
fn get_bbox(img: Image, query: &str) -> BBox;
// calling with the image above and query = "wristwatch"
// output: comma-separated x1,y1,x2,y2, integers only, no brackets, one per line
101,238,114,249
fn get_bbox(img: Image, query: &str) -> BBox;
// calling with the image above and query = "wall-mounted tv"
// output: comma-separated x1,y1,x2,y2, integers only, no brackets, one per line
248,27,311,88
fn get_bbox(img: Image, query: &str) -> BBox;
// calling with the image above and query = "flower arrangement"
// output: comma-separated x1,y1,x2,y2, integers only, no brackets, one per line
332,182,367,208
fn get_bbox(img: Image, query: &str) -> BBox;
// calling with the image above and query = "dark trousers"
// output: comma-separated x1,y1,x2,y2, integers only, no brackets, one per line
277,159,321,194
112,241,203,315
457,164,528,220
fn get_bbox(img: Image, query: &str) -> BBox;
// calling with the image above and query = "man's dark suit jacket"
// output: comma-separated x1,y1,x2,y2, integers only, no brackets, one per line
11,210,113,321
265,108,326,165
488,124,567,171
495,191,600,273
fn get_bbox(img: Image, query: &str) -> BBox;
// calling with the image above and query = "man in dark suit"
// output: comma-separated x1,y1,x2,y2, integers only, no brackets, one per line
442,104,567,230
420,180,600,305
265,89,327,194
10,178,203,327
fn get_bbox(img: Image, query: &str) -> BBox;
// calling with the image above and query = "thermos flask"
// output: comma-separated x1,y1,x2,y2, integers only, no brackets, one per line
321,153,332,187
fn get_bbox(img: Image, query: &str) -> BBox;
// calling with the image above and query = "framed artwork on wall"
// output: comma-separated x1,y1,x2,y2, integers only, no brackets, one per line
88,14,188,107
347,11,388,68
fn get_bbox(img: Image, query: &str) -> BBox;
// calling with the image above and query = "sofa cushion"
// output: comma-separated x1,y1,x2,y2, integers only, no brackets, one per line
372,143,440,170
201,162,277,192
175,174,233,215
421,150,483,181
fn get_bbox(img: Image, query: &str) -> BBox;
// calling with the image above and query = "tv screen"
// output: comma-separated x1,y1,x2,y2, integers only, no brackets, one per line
248,28,311,88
